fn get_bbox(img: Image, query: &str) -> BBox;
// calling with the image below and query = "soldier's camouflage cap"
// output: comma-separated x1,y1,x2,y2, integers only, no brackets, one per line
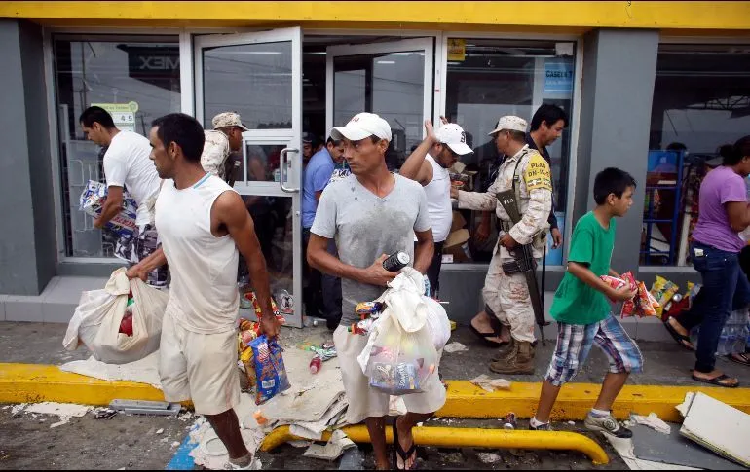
211,112,249,131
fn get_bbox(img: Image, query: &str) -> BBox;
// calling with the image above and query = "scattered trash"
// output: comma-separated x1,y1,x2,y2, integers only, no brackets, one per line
11,403,27,417
171,441,181,448
477,453,502,464
470,374,511,392
303,429,356,461
444,342,469,353
632,413,671,435
156,428,164,435
24,402,93,428
568,420,576,426
94,408,117,420
678,392,750,468
288,440,314,449
109,399,180,416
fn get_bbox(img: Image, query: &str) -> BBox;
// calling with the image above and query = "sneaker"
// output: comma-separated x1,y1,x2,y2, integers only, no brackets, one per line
584,413,632,438
224,454,259,470
529,421,553,431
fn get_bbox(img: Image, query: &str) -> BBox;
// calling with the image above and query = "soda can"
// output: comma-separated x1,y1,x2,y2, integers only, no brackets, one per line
503,413,517,430
383,251,410,272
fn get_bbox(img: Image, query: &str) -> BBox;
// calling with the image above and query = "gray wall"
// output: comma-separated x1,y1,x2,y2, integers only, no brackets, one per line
576,29,660,277
0,19,55,295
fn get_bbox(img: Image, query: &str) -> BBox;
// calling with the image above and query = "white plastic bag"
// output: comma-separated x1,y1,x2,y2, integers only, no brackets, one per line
357,269,439,395
424,297,451,350
63,268,168,364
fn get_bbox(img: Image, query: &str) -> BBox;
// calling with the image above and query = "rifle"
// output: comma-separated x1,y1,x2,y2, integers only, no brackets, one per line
496,189,550,345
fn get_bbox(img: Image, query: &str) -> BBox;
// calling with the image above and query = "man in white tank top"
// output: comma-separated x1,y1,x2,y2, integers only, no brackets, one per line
126,113,280,470
399,120,473,297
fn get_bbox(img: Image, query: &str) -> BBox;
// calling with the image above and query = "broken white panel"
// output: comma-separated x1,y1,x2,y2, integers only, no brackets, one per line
605,435,700,471
678,391,750,468
24,402,93,428
303,429,356,461
60,352,162,389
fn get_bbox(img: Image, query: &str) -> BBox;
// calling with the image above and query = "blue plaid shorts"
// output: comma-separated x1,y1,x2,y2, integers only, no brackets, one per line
544,314,643,386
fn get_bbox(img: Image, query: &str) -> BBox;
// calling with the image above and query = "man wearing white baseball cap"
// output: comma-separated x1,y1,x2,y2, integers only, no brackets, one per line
308,112,445,470
400,119,473,297
451,115,552,375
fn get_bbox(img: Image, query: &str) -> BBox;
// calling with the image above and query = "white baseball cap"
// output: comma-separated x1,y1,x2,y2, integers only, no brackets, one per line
435,124,473,156
331,113,392,142
488,116,528,135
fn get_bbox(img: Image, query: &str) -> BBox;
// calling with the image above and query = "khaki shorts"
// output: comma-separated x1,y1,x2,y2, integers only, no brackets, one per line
159,312,240,416
333,325,446,424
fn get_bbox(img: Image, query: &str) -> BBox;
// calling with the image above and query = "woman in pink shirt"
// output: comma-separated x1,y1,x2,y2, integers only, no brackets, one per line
664,136,750,387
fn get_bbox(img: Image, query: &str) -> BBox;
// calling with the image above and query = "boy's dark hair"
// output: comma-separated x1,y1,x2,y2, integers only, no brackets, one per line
593,167,637,205
79,106,115,129
722,135,750,166
151,113,206,163
530,104,569,132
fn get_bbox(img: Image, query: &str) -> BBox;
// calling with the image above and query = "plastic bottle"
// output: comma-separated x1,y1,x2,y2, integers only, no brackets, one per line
309,355,321,374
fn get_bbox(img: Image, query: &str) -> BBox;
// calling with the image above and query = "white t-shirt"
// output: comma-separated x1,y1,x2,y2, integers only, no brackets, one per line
423,155,452,242
103,130,161,226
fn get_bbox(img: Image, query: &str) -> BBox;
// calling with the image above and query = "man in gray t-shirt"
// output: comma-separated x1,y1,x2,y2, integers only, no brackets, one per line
308,113,441,471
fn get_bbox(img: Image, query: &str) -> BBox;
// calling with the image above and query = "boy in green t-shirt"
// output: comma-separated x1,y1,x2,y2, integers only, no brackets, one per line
530,167,642,437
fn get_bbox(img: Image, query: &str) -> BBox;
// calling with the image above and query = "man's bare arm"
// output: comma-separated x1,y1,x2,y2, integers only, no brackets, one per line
413,229,434,274
126,247,167,281
307,233,396,287
215,191,280,337
399,121,437,187
95,186,124,228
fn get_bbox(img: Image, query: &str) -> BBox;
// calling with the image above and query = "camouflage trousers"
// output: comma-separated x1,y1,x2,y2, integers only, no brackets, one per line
115,224,170,288
482,248,537,344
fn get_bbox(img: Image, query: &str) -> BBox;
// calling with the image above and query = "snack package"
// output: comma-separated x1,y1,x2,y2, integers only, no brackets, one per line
619,272,639,318
600,275,627,302
637,281,658,317
79,180,138,238
249,335,291,405
650,276,679,316
240,346,257,393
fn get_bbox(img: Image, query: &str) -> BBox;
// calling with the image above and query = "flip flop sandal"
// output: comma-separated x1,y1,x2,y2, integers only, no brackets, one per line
393,417,418,470
691,374,739,388
727,352,750,367
663,319,694,350
468,325,508,347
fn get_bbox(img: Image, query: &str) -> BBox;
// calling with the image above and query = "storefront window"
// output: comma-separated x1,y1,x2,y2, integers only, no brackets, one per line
54,35,180,258
646,44,750,266
443,39,575,265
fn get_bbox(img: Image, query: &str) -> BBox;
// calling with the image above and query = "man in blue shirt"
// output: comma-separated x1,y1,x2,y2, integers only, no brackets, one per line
302,135,345,329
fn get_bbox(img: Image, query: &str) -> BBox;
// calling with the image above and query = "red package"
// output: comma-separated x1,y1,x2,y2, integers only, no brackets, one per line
600,275,627,302
619,272,640,318
637,281,657,317
119,312,133,337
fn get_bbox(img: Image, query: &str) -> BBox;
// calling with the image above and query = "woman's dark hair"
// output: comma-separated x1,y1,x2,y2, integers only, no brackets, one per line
151,113,206,163
79,106,115,129
530,104,569,132
593,167,637,205
723,135,750,166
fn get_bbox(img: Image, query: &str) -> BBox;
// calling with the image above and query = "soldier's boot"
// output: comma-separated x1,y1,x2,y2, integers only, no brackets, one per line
489,341,535,375
490,337,515,362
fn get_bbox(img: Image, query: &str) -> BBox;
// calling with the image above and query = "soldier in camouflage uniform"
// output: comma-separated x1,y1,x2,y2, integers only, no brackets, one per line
201,112,248,182
451,116,552,374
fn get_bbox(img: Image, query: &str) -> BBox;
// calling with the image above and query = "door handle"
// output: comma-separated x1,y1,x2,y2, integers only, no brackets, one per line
279,147,300,193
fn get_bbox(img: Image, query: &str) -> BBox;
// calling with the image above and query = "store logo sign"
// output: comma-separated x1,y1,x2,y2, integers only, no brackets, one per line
137,55,180,71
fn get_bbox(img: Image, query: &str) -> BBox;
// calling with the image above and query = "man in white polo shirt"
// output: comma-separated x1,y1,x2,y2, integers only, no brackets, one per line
399,120,473,297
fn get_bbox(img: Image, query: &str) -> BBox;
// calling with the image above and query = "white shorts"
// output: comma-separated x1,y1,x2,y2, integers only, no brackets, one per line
159,312,240,416
333,325,446,424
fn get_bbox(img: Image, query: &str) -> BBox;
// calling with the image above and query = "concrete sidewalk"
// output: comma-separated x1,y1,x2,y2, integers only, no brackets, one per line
2,321,748,386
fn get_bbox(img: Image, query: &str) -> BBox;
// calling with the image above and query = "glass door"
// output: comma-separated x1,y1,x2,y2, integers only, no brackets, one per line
326,38,434,168
195,27,304,328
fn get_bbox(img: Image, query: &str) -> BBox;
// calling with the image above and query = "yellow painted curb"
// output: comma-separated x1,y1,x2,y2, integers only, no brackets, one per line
262,424,610,465
2,363,749,423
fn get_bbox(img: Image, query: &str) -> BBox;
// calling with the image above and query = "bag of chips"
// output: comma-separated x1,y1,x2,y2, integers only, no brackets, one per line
79,180,138,238
600,275,627,302
249,335,290,405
